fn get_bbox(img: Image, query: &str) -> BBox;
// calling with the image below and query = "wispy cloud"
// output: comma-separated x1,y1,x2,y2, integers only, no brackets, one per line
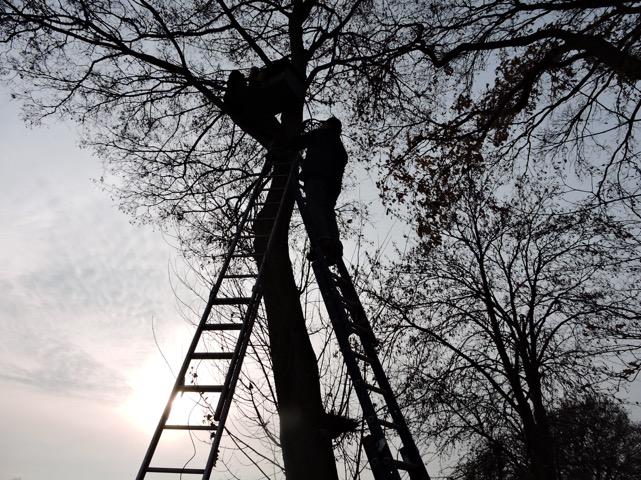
0,338,130,401
0,102,183,403
0,196,177,401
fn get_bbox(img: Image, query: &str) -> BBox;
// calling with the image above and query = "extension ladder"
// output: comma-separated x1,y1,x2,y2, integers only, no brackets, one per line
136,157,430,480
135,158,297,480
296,188,430,480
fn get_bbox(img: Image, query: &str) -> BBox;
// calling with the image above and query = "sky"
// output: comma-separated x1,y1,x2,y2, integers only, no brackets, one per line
0,92,203,480
3,85,641,480
0,90,395,480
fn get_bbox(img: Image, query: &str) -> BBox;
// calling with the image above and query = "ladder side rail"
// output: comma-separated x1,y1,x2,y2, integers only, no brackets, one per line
210,291,260,421
295,189,401,480
335,259,430,480
135,163,273,480
203,292,263,480
309,258,402,480
204,159,301,479
213,158,300,421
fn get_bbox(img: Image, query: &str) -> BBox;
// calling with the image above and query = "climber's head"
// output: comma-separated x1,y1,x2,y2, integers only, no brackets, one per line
325,116,342,133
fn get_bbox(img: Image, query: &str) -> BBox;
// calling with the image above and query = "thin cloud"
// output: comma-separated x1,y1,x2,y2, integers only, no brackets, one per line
0,338,130,402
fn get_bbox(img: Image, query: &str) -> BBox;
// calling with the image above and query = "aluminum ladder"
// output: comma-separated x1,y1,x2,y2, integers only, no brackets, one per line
295,182,431,480
135,158,297,479
136,156,429,480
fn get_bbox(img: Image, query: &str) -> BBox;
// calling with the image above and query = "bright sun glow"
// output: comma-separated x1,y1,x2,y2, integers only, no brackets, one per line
120,356,206,435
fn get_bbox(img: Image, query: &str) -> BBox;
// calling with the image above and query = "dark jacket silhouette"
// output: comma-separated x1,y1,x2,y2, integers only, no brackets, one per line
301,117,347,262
223,59,302,143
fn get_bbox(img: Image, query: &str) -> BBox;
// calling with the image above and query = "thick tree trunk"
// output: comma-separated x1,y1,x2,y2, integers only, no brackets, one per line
523,427,557,480
526,373,557,480
253,154,338,480
510,387,557,480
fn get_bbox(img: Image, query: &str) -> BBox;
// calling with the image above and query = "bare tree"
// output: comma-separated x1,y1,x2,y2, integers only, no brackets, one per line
450,395,641,480
356,1,641,243
371,173,641,480
0,1,413,478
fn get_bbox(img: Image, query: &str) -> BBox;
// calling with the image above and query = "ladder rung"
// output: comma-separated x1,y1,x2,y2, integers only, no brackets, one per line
191,352,234,360
222,274,257,279
390,458,419,471
211,297,252,305
378,419,400,430
353,351,373,363
178,385,224,393
146,467,206,474
365,382,386,395
164,424,217,430
202,323,244,331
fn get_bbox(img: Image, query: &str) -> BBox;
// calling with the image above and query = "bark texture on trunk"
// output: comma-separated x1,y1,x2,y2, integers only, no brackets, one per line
253,155,339,480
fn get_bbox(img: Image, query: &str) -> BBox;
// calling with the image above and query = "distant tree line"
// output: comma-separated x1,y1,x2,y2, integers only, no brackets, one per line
452,395,641,480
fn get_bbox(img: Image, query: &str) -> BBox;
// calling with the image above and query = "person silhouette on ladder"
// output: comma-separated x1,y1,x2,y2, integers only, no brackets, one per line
301,117,347,265
223,58,303,143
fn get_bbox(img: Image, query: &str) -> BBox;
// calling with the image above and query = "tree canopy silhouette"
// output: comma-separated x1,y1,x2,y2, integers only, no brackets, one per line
450,395,641,480
373,173,641,480
369,1,641,244
0,1,410,478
